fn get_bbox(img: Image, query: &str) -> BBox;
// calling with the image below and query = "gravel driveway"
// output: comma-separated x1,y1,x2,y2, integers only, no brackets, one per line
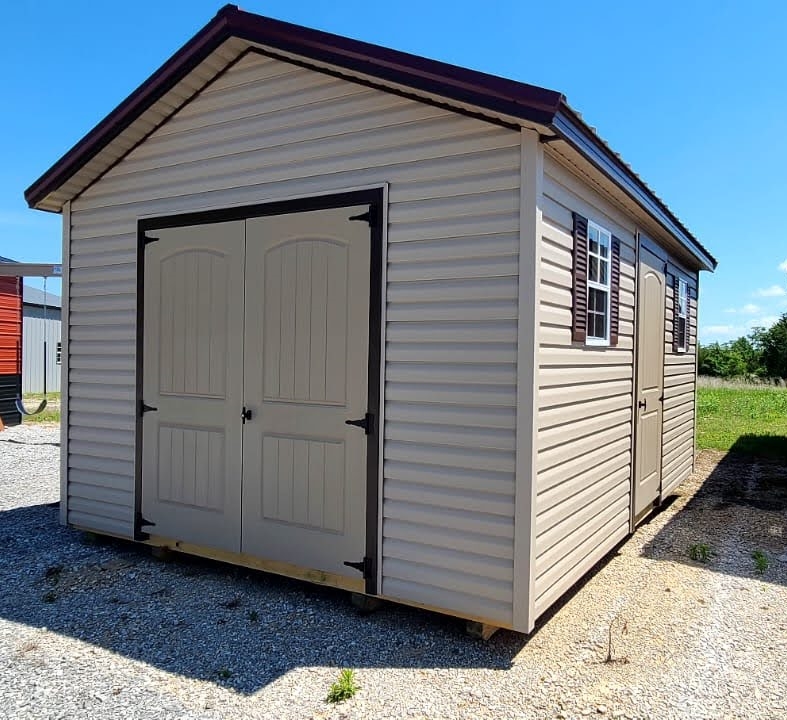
1,423,786,720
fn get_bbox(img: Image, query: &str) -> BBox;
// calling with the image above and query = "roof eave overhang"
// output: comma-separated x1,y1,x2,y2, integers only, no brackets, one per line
550,105,717,272
24,13,235,213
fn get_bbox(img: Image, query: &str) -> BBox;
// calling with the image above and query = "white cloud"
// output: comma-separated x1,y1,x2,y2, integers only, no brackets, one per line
750,315,779,329
779,259,787,273
724,303,761,315
702,324,739,336
755,285,787,298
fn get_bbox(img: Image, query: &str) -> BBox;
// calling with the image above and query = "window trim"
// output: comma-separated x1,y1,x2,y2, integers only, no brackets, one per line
585,220,612,346
676,278,688,353
56,341,62,365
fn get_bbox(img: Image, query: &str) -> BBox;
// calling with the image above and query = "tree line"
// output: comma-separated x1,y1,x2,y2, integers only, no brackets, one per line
699,312,787,380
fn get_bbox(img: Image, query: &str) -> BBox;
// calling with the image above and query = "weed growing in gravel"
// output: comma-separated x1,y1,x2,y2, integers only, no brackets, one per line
44,564,63,583
752,550,769,574
604,616,629,664
689,543,712,563
248,610,259,622
326,669,359,703
42,590,57,603
217,668,232,680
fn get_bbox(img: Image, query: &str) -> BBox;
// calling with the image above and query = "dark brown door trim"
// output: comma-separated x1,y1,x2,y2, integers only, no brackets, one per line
134,188,384,595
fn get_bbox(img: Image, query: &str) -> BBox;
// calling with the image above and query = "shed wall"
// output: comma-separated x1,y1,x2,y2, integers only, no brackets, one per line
661,269,698,496
0,276,22,427
22,308,62,393
0,277,22,375
67,51,522,625
534,155,636,617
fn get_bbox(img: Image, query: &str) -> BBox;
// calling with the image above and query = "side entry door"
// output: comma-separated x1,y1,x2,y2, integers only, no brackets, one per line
633,241,666,520
141,221,245,552
241,206,372,580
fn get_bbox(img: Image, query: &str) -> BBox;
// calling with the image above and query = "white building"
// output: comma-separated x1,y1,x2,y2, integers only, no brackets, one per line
22,285,61,394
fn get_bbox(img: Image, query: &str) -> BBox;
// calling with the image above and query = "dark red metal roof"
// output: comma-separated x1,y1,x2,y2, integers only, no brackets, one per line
24,4,716,270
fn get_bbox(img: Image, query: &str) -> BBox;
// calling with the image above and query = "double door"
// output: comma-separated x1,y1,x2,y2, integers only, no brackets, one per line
141,205,373,580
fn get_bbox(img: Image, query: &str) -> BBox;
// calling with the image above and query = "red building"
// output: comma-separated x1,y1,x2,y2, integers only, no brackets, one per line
0,258,22,427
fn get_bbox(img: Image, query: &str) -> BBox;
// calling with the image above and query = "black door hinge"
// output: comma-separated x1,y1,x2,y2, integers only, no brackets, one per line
142,232,159,246
344,556,374,579
135,512,156,540
349,206,375,226
140,401,158,414
345,412,374,435
137,514,156,530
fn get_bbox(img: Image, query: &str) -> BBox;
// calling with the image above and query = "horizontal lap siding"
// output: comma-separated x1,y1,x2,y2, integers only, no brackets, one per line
533,157,635,618
662,274,698,496
69,52,521,625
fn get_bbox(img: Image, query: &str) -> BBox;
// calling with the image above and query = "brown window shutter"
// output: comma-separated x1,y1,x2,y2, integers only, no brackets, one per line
609,237,621,346
571,212,589,343
672,273,680,353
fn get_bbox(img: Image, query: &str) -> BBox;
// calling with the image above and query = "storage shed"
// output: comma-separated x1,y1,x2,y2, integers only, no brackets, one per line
25,5,716,634
22,285,62,394
0,258,22,428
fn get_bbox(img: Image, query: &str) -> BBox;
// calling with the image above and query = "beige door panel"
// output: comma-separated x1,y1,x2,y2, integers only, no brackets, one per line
241,206,371,576
141,221,246,551
633,242,665,519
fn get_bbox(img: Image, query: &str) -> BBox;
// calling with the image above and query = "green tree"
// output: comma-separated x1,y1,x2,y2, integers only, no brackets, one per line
698,342,727,376
698,336,762,378
753,313,787,379
729,336,762,376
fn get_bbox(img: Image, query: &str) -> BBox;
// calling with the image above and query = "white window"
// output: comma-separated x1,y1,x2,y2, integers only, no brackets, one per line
676,279,688,352
586,221,612,344
56,342,62,365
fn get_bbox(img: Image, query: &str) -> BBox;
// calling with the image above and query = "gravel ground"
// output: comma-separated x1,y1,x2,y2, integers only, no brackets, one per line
1,423,786,720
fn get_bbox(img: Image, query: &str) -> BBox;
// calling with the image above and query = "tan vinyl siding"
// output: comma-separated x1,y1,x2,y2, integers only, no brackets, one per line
661,271,698,496
533,155,635,618
68,51,521,626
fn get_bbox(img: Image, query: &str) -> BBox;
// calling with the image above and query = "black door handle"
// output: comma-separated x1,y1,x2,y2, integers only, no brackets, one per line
638,399,647,410
345,413,373,435
241,406,252,423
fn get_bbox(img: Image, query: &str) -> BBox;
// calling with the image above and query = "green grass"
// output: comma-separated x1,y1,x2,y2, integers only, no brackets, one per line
22,392,61,400
752,550,770,575
326,669,359,703
20,393,61,424
688,543,712,563
697,385,787,458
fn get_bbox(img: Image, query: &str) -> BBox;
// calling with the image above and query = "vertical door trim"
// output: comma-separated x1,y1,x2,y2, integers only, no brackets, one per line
629,231,641,532
134,187,385,594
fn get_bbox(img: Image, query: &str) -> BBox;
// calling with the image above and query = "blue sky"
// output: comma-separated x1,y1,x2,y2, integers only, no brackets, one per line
3,0,786,342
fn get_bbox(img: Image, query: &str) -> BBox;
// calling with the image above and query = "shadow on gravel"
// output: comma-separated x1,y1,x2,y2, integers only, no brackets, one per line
642,436,787,587
0,502,533,693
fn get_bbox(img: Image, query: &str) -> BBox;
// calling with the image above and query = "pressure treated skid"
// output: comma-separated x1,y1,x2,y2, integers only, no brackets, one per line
25,5,715,634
